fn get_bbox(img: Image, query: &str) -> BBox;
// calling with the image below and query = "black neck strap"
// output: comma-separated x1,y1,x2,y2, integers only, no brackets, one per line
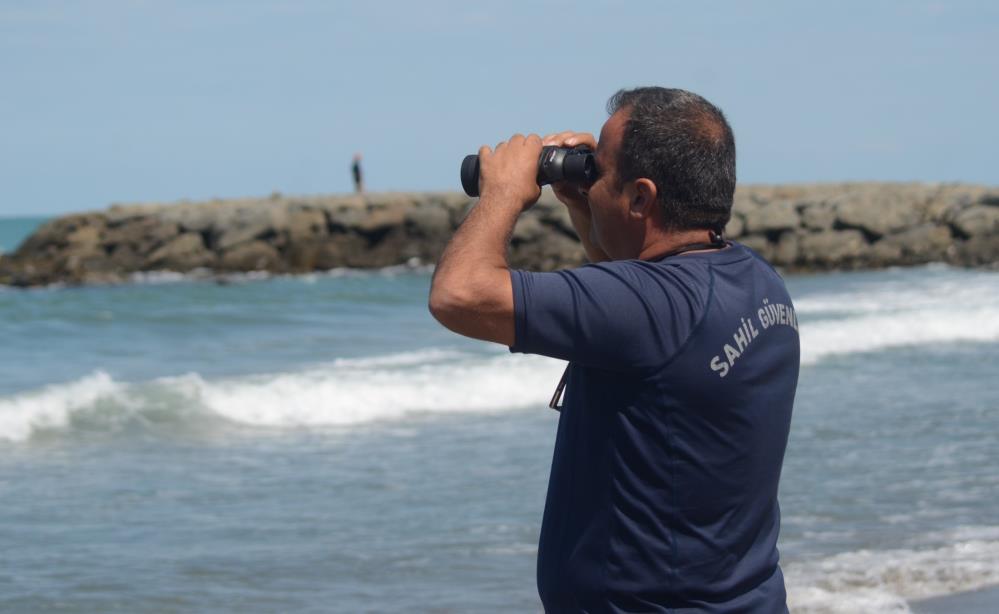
648,229,728,262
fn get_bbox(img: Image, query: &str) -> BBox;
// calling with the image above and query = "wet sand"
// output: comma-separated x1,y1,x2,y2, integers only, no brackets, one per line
911,585,999,613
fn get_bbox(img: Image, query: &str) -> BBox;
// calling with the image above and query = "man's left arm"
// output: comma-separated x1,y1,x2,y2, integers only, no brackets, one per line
428,134,543,346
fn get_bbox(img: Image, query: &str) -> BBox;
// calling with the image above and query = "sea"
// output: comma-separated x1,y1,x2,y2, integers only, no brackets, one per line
2,217,998,613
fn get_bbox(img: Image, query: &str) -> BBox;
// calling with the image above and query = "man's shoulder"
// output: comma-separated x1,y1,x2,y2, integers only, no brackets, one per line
736,241,781,269
557,257,712,297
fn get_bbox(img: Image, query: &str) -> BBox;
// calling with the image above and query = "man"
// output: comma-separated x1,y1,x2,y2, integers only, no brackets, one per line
429,87,798,613
352,152,364,193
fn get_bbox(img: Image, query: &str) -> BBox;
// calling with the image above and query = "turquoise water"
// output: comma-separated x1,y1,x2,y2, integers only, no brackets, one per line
2,216,999,612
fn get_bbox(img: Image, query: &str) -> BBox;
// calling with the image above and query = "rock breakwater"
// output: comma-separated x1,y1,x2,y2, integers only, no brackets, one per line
1,183,997,287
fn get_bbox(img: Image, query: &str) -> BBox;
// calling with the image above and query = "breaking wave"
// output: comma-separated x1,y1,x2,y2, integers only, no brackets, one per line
0,350,566,443
4,268,999,442
796,270,999,364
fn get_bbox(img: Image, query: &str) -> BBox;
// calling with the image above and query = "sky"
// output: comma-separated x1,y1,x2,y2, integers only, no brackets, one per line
2,0,997,216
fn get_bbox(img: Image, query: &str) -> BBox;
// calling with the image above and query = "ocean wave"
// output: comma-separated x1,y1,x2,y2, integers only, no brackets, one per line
796,271,999,364
785,526,999,613
800,305,999,364
0,372,121,442
795,272,999,316
0,350,566,443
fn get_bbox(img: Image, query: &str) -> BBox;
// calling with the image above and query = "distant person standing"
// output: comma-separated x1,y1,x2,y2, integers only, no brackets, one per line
352,153,364,194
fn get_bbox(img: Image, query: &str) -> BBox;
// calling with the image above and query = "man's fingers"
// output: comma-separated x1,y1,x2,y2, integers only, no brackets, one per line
542,131,596,149
478,145,492,158
491,133,543,157
542,131,574,146
552,181,579,197
542,133,568,146
565,132,597,149
499,133,542,151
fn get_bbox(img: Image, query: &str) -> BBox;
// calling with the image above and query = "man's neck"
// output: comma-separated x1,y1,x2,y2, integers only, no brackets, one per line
637,229,723,261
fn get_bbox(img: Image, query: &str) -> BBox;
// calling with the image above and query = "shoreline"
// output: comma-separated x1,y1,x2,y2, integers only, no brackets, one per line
911,584,999,613
1,258,994,294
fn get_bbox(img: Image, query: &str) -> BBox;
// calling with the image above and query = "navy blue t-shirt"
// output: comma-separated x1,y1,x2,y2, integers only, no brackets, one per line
510,242,799,613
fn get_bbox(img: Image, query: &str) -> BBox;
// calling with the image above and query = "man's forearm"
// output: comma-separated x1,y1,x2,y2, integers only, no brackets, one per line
429,132,541,345
428,193,521,344
432,195,519,292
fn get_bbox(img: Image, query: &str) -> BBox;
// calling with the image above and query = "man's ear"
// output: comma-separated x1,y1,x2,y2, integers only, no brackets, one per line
629,178,658,218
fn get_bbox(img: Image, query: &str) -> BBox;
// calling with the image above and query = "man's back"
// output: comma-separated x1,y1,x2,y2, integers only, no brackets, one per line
510,242,799,612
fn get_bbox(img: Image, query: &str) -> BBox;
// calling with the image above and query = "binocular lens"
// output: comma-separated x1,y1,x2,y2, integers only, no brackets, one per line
460,155,481,197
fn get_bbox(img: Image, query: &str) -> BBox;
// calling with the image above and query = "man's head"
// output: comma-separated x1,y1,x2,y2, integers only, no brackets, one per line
584,87,736,258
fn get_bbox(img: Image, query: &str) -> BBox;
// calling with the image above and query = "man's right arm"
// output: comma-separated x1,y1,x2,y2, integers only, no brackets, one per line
542,131,610,263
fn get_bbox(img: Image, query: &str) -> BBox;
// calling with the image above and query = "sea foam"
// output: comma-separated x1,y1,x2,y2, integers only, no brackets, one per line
800,305,999,364
796,271,999,364
0,350,566,442
785,525,999,613
0,372,121,442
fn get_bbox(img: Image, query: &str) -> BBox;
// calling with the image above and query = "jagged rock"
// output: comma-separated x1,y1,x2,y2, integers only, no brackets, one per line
220,241,281,271
951,205,999,238
107,243,141,268
17,214,102,253
65,225,102,248
285,240,327,271
739,235,772,260
354,204,408,235
773,231,800,266
512,216,546,243
103,218,180,251
404,203,452,238
312,239,364,270
744,200,799,234
877,224,954,264
951,233,999,266
215,207,288,250
509,232,584,270
166,202,239,234
922,186,974,223
868,238,904,264
799,202,836,231
285,207,329,243
724,214,745,238
3,184,998,287
144,232,215,270
797,230,868,267
106,203,159,225
832,187,925,237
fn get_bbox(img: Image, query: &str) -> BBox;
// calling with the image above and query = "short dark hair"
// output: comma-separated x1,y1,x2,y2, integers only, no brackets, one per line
607,87,736,232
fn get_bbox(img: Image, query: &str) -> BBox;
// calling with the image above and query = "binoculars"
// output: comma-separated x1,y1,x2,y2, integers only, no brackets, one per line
460,146,597,197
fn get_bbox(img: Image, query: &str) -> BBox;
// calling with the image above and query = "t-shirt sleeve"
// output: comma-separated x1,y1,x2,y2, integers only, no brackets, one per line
509,261,711,372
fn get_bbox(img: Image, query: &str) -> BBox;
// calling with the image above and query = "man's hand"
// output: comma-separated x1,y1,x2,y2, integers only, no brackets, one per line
478,133,543,209
429,133,546,347
541,130,610,262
